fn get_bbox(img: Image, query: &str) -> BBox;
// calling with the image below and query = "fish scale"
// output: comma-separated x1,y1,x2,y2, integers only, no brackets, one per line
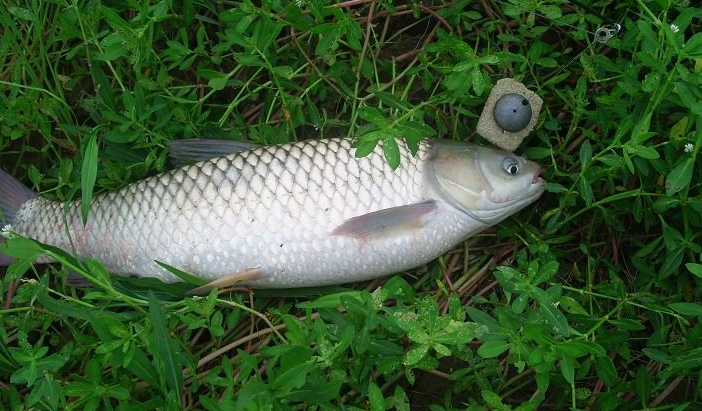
10,138,424,286
2,137,545,288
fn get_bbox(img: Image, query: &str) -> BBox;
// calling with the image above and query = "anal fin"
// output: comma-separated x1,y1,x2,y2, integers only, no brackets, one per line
330,200,438,240
186,266,263,295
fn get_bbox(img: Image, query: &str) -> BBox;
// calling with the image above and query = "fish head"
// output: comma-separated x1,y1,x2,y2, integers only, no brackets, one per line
428,141,545,225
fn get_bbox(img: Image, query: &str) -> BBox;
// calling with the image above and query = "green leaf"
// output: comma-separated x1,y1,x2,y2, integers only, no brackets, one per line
452,61,474,72
666,157,694,195
532,288,571,335
358,106,389,128
393,386,410,411
595,356,617,386
148,293,183,406
154,260,206,286
539,4,562,19
208,75,229,91
685,263,702,279
344,18,363,51
465,307,500,331
663,347,702,377
398,121,434,152
662,220,684,249
559,296,588,315
560,355,575,384
623,150,635,173
608,318,646,331
643,348,669,364
314,32,339,57
273,65,293,78
8,6,35,21
272,361,315,395
682,33,702,58
80,132,99,225
433,342,451,356
478,54,499,65
435,321,483,345
579,178,594,207
374,91,409,110
670,116,689,139
237,54,266,68
444,70,471,93
103,128,140,144
625,145,659,159
296,291,365,309
673,82,698,110
471,68,485,96
95,33,130,61
252,15,283,52
556,340,600,358
660,247,684,278
481,390,504,408
631,112,652,141
41,374,63,409
636,52,665,72
669,302,702,317
368,382,384,411
101,6,133,33
653,197,681,213
404,345,429,365
354,130,387,158
383,136,401,169
1,237,43,281
477,340,510,358
635,367,652,402
533,260,559,285
579,140,592,170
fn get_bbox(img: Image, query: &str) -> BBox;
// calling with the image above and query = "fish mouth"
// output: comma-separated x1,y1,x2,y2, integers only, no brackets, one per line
532,168,545,185
527,171,546,201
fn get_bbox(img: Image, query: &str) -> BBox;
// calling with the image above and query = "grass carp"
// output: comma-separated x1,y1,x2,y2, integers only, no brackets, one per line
0,138,545,291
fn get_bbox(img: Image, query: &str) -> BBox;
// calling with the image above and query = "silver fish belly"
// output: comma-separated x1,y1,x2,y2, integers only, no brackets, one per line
5,137,544,288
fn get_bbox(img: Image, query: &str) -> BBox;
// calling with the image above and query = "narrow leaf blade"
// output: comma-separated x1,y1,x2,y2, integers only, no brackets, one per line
666,158,694,195
148,293,184,405
81,133,99,225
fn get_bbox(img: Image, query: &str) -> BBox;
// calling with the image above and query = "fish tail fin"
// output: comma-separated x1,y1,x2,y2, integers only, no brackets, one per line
0,168,38,266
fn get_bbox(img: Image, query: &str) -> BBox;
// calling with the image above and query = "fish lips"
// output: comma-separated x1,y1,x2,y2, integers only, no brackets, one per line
525,172,546,203
479,170,546,222
532,167,546,185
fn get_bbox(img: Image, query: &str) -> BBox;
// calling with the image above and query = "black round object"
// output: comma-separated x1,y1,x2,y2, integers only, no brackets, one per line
493,93,532,132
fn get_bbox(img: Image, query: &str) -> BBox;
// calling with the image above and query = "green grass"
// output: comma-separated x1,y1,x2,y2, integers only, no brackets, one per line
1,0,702,410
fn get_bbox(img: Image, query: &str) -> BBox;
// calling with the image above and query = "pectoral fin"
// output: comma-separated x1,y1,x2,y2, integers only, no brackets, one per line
330,201,438,240
168,139,261,167
186,266,263,295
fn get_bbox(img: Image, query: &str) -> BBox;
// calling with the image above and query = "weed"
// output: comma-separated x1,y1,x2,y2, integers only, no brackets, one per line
1,0,701,410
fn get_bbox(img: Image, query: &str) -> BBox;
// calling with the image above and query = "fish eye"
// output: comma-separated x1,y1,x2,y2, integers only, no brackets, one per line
502,157,519,175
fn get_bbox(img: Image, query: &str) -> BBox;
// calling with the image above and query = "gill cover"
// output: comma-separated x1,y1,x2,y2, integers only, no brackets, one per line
426,141,484,215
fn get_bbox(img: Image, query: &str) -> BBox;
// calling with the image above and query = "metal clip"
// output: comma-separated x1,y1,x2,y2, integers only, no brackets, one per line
594,23,621,43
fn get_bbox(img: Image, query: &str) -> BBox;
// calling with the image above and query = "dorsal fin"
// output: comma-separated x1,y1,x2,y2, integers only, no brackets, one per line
0,168,37,225
168,139,260,167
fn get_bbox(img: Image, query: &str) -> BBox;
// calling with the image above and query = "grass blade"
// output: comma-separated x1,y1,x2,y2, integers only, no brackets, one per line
80,131,99,225
148,293,183,405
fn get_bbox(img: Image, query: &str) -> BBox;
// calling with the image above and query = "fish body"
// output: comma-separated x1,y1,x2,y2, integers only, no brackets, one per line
0,138,544,289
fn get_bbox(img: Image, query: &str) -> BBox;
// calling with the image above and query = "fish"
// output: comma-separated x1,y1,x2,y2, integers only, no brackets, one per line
0,137,545,292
